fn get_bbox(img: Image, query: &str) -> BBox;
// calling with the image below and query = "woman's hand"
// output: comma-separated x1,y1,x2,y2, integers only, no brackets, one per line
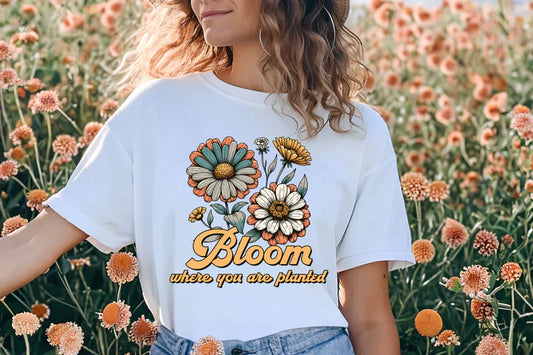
338,261,401,355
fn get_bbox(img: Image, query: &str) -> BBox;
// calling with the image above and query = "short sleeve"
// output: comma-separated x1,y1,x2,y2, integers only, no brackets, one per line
42,121,135,254
336,104,416,273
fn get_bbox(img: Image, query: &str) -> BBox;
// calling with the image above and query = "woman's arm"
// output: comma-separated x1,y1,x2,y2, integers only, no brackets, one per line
0,206,89,299
338,261,401,355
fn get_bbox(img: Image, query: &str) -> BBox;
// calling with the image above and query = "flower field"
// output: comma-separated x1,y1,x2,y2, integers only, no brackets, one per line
0,0,532,354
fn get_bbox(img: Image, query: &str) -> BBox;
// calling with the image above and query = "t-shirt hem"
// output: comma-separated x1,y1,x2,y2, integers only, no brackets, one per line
43,194,132,254
336,249,417,273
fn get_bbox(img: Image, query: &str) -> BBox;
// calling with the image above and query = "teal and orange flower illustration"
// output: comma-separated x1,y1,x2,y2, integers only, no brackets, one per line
247,182,310,246
186,137,261,203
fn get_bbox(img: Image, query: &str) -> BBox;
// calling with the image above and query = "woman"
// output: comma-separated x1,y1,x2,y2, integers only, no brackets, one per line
0,0,416,354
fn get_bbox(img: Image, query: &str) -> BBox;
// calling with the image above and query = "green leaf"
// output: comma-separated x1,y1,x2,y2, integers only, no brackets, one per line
207,210,214,226
281,168,296,184
268,155,278,175
203,227,225,243
59,256,71,274
211,203,228,215
231,201,248,214
244,228,262,243
297,174,308,197
224,211,246,234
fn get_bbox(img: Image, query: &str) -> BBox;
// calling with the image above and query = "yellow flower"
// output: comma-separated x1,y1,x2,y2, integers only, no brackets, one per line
273,137,311,166
189,206,206,223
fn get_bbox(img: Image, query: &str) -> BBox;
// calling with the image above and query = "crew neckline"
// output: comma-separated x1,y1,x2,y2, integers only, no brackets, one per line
198,70,288,105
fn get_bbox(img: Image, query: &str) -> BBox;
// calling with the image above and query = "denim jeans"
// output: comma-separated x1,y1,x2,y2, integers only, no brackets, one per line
149,323,355,355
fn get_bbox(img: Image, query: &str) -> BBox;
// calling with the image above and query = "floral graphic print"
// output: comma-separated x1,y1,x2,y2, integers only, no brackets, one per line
247,182,310,246
186,137,261,203
187,136,311,246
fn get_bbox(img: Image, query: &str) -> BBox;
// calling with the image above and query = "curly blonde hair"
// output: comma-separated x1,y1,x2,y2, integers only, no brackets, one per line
112,0,372,140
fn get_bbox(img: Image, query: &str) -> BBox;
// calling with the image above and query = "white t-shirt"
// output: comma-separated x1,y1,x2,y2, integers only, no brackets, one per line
42,70,416,342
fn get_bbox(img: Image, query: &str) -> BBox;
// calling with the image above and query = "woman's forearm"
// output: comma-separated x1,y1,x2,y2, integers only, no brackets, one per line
347,318,401,355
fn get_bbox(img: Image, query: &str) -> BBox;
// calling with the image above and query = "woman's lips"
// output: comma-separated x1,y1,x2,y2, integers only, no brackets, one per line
202,11,231,22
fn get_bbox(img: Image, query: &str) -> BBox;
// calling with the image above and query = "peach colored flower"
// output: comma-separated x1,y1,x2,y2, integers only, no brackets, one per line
384,72,402,89
405,151,424,167
26,189,49,212
97,300,131,331
31,301,50,321
447,130,463,146
19,4,38,16
106,0,125,14
480,128,496,146
445,276,462,292
128,315,159,346
411,239,435,263
0,68,19,89
99,100,119,118
0,40,22,61
106,252,139,284
78,121,103,148
441,218,469,248
1,215,28,237
460,264,491,297
475,333,509,355
471,293,494,321
499,262,522,284
435,105,456,125
483,102,502,122
473,229,499,257
60,12,85,33
0,159,18,181
428,181,449,202
415,309,443,337
12,312,40,336
58,322,84,355
3,146,26,161
46,322,70,346
418,86,436,103
525,179,533,193
70,257,91,269
400,171,429,201
30,90,60,113
52,134,79,161
439,56,458,76
191,335,225,355
9,124,34,146
510,104,533,141
434,329,460,347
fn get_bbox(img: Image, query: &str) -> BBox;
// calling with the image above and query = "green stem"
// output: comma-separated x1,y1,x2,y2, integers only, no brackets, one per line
43,112,51,167
1,299,15,316
54,261,101,355
117,284,122,302
509,284,515,355
56,108,83,135
426,336,430,355
23,334,29,355
274,162,287,185
415,200,423,239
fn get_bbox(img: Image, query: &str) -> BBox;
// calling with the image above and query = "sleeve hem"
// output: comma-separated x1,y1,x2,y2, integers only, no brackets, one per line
336,249,417,273
43,195,133,254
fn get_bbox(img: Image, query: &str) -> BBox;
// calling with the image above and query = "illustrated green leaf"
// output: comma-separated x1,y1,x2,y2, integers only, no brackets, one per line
281,168,296,184
224,211,246,234
231,201,248,214
206,210,214,226
244,228,262,243
268,155,278,175
297,174,308,197
211,203,228,215
203,226,225,243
